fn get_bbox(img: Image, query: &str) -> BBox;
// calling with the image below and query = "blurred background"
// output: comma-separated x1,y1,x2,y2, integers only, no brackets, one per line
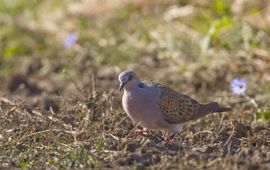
0,0,270,169
0,0,270,99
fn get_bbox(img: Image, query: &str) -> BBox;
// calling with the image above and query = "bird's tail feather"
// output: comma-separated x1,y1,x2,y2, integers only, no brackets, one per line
204,102,231,113
216,106,231,112
192,102,231,120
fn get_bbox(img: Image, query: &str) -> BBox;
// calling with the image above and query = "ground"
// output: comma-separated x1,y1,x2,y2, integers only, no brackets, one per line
0,0,270,169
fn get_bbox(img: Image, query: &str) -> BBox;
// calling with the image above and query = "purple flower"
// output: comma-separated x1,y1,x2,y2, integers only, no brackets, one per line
64,32,78,48
230,78,246,95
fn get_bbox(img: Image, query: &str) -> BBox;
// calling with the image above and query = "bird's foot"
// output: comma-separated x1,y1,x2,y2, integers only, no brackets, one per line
128,128,149,138
163,134,176,142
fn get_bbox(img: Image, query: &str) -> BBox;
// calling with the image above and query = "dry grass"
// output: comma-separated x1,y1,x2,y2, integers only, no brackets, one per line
0,56,270,169
1,0,270,169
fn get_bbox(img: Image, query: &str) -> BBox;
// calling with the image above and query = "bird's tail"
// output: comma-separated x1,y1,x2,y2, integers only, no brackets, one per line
192,102,231,120
204,102,231,113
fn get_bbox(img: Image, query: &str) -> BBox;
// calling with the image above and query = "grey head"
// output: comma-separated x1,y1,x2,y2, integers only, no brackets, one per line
118,70,140,91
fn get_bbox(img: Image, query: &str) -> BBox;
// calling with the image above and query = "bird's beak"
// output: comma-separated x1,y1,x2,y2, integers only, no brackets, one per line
119,82,126,91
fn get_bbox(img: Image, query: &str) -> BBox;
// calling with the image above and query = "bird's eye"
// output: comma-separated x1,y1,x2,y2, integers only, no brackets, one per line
127,75,133,81
137,82,145,88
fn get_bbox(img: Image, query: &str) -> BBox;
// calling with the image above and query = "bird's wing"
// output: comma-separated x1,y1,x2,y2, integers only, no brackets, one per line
157,84,201,124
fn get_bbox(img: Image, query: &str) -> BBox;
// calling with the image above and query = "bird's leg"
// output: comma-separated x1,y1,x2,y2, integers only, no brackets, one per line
163,134,176,142
128,128,149,137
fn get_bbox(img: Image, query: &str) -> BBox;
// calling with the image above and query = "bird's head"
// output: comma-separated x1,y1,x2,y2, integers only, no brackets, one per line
118,70,139,91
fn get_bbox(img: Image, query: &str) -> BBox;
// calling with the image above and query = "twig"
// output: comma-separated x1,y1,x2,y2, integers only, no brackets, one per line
192,130,213,137
64,71,86,99
0,97,15,105
224,121,235,146
77,107,91,133
115,115,128,127
91,74,96,97
206,158,221,167
192,130,214,143
127,121,142,137
1,97,72,129
18,129,77,144
244,95,258,108
217,112,225,132
108,134,120,141
1,97,46,118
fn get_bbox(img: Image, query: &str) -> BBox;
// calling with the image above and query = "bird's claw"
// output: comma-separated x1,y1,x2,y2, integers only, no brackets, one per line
163,134,176,142
128,128,149,138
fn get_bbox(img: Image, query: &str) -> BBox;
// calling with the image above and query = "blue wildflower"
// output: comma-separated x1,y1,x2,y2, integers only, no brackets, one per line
64,32,78,48
230,78,246,95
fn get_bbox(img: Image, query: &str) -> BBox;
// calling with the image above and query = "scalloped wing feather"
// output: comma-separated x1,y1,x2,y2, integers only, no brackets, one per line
157,85,200,124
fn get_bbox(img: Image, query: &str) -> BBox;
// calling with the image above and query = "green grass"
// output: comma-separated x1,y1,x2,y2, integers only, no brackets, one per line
257,109,270,121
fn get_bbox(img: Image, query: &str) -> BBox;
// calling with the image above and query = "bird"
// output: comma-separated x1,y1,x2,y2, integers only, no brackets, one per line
118,70,230,141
